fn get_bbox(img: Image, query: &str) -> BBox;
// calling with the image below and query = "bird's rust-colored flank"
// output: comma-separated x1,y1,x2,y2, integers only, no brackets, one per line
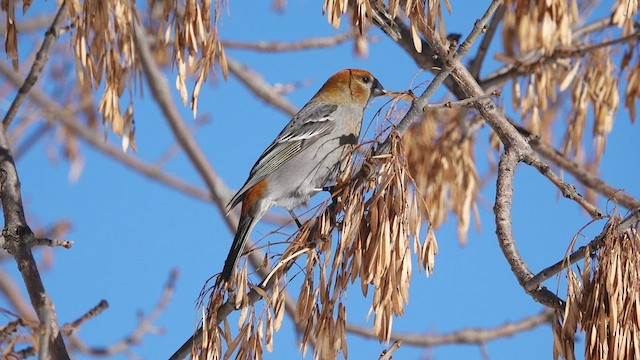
241,179,267,215
314,69,375,106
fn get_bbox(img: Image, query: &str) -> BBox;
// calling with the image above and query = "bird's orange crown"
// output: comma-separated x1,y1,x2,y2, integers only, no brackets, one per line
312,69,379,105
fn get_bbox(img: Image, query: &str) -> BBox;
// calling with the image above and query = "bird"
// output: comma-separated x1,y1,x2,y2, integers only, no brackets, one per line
222,69,385,282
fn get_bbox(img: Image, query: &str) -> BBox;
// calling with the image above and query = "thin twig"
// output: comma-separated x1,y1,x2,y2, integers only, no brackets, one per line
566,30,639,54
0,269,37,323
227,58,299,116
369,2,467,100
67,270,177,356
510,122,640,210
32,237,74,249
525,208,640,291
62,300,109,332
424,90,500,110
349,309,554,346
0,14,56,33
2,0,69,129
524,155,603,218
469,3,505,78
456,0,504,59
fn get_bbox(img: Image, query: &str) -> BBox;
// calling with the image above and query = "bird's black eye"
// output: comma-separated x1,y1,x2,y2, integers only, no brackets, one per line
362,76,371,83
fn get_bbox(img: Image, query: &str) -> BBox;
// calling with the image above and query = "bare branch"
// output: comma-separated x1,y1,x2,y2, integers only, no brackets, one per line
0,269,37,322
132,20,230,215
525,208,640,291
67,270,177,356
424,90,501,110
32,238,74,249
0,68,70,360
227,58,298,117
223,31,356,52
62,300,109,333
349,309,553,347
0,60,213,203
524,155,603,218
494,149,565,310
507,121,640,209
376,0,503,156
469,4,505,78
2,0,69,129
0,14,56,33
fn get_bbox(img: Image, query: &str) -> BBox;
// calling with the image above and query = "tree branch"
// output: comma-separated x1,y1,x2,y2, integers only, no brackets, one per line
348,309,553,347
512,122,640,210
0,92,70,360
480,13,629,90
493,149,565,309
2,0,69,129
222,31,356,52
0,60,213,204
227,58,299,116
469,3,505,78
525,208,640,291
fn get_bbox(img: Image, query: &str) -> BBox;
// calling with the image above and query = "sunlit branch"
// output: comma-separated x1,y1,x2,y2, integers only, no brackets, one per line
378,340,402,360
348,309,553,346
223,31,356,52
424,90,501,110
227,57,298,117
375,0,503,157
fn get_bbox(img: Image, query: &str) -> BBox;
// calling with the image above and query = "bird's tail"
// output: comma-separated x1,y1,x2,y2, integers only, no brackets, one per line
221,214,256,281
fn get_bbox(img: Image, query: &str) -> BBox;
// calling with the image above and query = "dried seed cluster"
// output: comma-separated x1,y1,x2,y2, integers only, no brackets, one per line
201,133,437,359
321,0,450,53
554,218,640,360
404,107,480,244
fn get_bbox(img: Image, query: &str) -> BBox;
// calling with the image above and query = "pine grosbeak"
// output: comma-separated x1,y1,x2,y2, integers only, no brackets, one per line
222,69,385,281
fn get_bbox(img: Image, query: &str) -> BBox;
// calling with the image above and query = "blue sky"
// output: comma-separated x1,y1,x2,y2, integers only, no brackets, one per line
3,1,639,359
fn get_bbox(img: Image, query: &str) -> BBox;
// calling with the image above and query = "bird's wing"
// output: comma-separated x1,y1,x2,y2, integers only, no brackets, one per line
226,102,338,211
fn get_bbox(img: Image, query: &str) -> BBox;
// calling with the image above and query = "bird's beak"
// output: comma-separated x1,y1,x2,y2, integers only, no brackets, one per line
371,79,385,98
